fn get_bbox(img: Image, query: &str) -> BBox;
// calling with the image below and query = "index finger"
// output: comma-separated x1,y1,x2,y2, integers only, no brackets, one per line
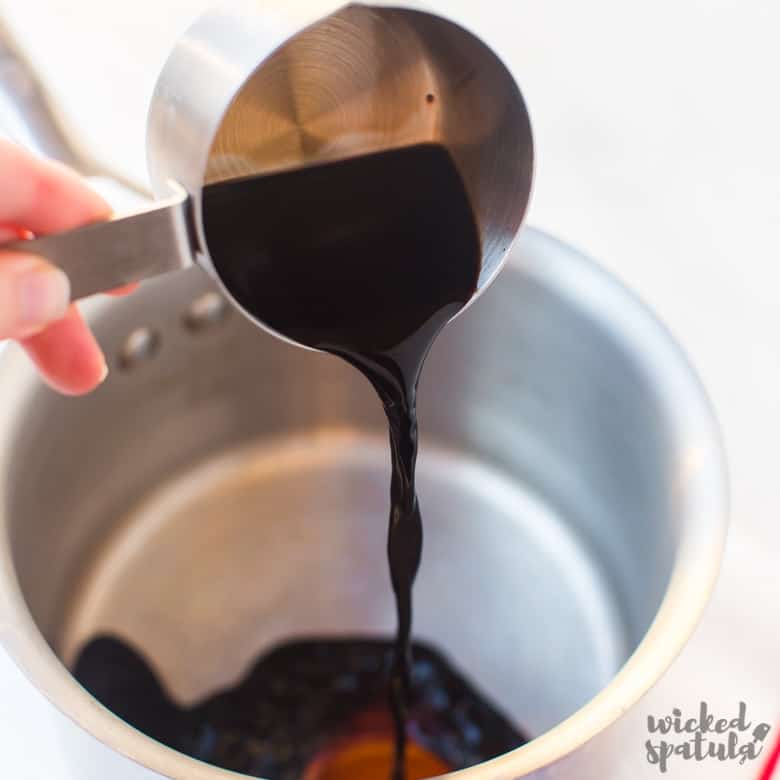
0,140,110,235
0,140,136,298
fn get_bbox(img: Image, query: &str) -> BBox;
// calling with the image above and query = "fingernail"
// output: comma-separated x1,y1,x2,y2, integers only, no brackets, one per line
17,266,70,329
98,358,109,384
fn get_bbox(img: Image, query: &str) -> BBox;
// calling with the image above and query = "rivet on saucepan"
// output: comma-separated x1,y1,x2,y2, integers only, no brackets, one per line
182,291,229,333
118,327,161,371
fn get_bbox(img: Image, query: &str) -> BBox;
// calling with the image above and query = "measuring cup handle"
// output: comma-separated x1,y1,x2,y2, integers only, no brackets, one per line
1,186,195,301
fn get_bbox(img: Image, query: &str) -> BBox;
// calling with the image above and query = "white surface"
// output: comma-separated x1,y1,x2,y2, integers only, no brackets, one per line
0,1,779,778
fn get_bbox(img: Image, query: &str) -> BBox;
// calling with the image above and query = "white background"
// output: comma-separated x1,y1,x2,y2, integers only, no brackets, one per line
0,1,778,778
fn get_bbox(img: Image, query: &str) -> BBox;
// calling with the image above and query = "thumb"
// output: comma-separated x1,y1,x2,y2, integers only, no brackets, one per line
0,253,71,340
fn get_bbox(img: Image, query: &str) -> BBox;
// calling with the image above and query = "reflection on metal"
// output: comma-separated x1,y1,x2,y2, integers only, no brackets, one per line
0,18,152,199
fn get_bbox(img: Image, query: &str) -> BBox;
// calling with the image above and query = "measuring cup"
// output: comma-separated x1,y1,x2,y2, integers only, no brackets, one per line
4,0,533,346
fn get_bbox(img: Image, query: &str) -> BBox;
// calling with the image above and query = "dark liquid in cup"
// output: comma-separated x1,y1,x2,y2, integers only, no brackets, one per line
74,144,528,778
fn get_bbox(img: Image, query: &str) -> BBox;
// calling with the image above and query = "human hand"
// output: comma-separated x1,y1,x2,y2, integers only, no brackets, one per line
0,140,136,395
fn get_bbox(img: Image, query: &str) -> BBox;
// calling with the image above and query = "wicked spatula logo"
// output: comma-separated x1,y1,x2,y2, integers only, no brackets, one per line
646,702,771,773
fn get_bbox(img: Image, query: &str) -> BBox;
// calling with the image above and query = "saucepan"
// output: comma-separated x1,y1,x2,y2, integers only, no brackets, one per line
0,225,726,778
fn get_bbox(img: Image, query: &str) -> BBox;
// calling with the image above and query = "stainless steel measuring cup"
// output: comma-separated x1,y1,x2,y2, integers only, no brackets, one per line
4,0,533,344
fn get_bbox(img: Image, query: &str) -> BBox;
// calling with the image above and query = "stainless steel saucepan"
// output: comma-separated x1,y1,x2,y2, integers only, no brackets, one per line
0,227,727,779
